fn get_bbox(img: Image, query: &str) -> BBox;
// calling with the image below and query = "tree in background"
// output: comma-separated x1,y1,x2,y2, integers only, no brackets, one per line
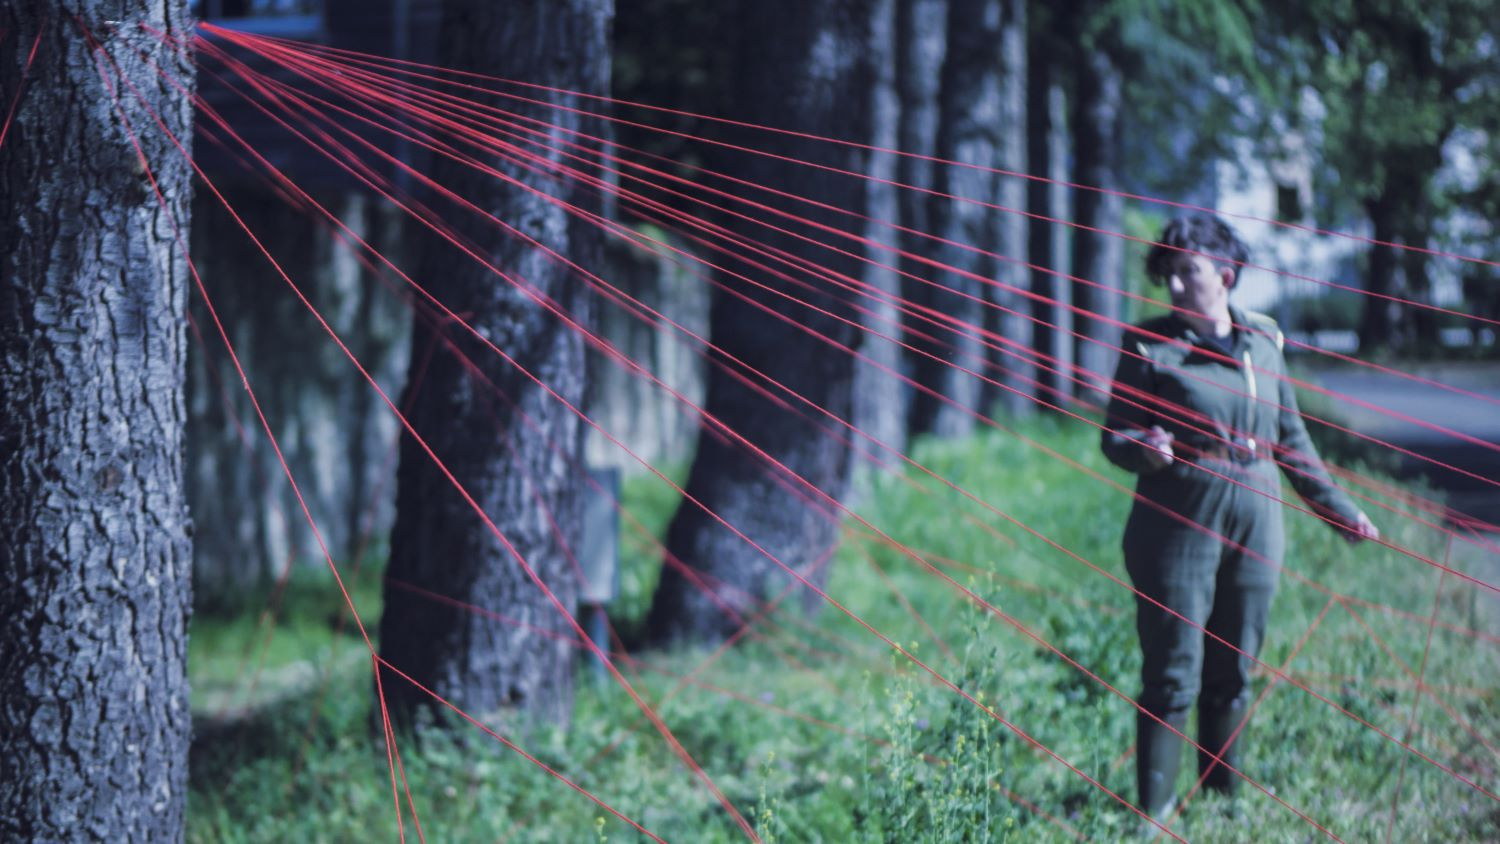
1066,5,1127,398
377,0,611,729
1026,1,1073,407
1268,0,1499,353
853,0,909,454
646,0,878,645
1,4,194,839
1044,0,1259,394
907,0,1030,436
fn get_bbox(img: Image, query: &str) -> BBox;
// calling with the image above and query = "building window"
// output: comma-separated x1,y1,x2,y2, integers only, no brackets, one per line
1275,182,1303,224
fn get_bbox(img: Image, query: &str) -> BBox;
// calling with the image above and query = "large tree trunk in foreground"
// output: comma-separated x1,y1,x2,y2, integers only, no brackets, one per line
377,0,610,729
1,5,194,840
1070,47,1125,401
647,0,876,645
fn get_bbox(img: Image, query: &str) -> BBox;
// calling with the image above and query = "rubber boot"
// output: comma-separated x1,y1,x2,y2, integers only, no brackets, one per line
1197,699,1247,796
1136,710,1188,838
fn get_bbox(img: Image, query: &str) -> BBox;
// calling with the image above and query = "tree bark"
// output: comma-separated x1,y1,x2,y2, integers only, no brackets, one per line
377,0,611,730
186,190,410,608
984,0,1031,417
1070,47,1125,400
646,0,876,645
853,0,908,466
1027,27,1073,409
1,5,193,841
909,0,1028,434
1360,158,1440,355
895,0,946,424
1360,194,1404,353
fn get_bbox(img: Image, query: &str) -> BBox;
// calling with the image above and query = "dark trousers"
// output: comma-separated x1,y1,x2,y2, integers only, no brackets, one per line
1124,460,1283,719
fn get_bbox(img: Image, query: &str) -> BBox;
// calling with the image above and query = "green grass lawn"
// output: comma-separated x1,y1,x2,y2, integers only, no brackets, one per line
186,417,1500,842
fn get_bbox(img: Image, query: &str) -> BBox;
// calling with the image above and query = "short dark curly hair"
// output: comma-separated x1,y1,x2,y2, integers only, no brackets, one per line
1144,214,1250,285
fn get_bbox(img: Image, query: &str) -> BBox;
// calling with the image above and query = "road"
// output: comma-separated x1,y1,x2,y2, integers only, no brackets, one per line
1308,361,1500,632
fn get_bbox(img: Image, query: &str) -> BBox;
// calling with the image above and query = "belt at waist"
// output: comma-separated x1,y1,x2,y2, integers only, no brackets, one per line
1184,437,1273,465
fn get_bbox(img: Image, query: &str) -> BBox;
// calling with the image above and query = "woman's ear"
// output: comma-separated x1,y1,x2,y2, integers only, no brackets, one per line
1219,265,1238,290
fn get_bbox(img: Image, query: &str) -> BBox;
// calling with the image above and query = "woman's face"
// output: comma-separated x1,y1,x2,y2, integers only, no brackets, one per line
1161,252,1234,320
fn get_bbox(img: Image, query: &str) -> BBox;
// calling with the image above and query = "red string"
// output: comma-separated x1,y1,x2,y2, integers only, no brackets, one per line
0,22,44,150
208,23,1500,275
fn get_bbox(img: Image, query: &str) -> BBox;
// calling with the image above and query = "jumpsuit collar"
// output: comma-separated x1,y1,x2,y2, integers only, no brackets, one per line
1166,305,1252,366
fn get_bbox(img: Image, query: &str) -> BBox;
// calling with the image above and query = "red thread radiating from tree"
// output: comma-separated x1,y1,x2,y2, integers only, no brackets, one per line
88,20,1500,841
170,28,1500,827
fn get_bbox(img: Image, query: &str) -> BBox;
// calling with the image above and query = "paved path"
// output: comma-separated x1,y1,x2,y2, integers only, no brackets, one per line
1310,361,1500,523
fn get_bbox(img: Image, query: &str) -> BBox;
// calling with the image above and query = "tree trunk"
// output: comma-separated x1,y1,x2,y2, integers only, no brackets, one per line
1027,31,1073,409
584,236,708,473
984,0,1030,417
895,0,946,422
853,0,908,469
646,0,876,645
911,0,1025,436
1070,47,1124,401
377,0,611,730
1402,220,1438,350
909,0,989,438
1360,195,1402,353
186,190,410,608
1,5,193,841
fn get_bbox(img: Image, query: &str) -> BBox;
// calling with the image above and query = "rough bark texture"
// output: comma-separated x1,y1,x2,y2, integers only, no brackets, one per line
0,4,194,841
1026,19,1072,409
186,191,410,606
983,0,1031,417
1070,47,1125,401
852,0,908,469
911,0,1026,435
646,0,876,645
894,0,949,435
377,0,611,729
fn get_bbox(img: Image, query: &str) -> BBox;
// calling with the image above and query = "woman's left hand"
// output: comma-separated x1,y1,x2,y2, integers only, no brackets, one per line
1342,510,1380,545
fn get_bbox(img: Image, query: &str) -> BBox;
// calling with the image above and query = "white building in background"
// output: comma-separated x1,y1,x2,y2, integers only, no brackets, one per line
1212,106,1490,352
1212,132,1364,351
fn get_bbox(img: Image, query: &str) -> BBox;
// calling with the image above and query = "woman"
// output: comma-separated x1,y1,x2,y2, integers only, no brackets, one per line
1100,214,1378,828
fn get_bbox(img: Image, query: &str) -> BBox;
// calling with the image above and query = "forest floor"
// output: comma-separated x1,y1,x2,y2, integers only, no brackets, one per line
186,416,1500,843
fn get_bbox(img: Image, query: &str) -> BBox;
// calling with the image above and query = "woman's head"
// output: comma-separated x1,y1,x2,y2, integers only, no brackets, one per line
1145,214,1249,321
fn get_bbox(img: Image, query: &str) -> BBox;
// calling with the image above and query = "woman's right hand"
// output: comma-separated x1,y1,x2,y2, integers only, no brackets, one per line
1141,425,1175,472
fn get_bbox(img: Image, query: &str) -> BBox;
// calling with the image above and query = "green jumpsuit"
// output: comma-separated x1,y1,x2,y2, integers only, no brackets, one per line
1101,306,1361,802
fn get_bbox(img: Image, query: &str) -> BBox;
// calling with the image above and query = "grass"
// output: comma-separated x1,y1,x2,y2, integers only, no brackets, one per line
186,416,1500,842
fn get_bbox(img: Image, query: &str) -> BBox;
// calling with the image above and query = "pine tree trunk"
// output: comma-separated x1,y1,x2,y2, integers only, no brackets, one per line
1,5,193,840
646,0,876,645
377,0,611,730
1026,36,1073,409
186,190,410,608
895,0,947,423
911,0,1026,433
853,0,908,465
1070,47,1124,400
1360,196,1402,354
985,0,1031,417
